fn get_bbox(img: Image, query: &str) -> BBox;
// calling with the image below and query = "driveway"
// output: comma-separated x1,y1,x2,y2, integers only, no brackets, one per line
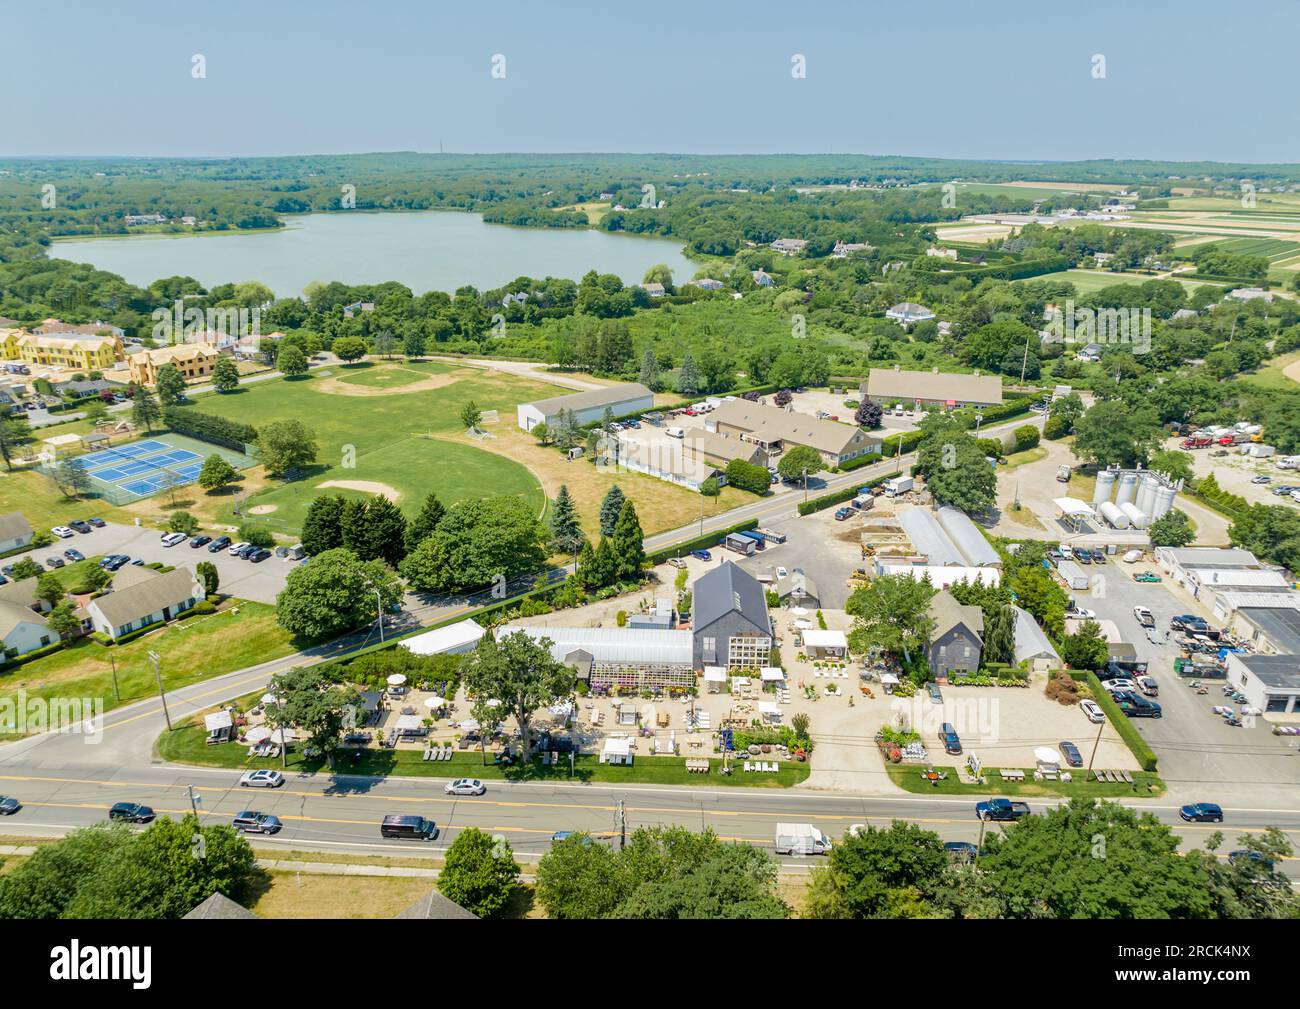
8,522,293,604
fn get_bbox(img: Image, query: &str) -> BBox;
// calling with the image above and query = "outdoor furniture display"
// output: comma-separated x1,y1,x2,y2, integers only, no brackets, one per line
999,769,1026,781
685,759,709,774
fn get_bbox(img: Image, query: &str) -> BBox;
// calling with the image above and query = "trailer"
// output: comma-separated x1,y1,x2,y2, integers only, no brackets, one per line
723,533,756,556
851,493,875,511
1057,559,1089,591
735,530,767,550
754,527,787,544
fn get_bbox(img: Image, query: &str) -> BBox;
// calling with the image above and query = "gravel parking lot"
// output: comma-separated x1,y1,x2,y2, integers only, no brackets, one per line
6,522,294,604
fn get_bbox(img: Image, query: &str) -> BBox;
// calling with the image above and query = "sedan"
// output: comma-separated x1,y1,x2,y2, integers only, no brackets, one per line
239,770,285,788
189,535,212,548
444,778,487,796
44,555,65,569
63,548,85,562
160,532,188,547
1180,802,1224,823
1070,606,1097,619
1251,475,1272,485
51,526,74,538
0,796,20,815
926,683,943,705
1058,741,1083,767
228,541,250,556
69,520,92,534
108,802,155,823
87,517,106,528
776,566,789,579
208,536,232,553
1079,699,1106,724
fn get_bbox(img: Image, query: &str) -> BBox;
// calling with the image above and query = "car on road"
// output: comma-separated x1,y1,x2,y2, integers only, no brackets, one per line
940,722,962,755
51,526,74,538
232,811,282,834
550,831,597,846
190,535,212,548
87,517,106,528
1133,606,1155,628
44,555,65,568
444,778,487,796
208,536,232,552
0,796,20,815
1079,699,1106,724
239,770,285,788
161,532,188,547
975,798,1031,821
1058,741,1083,767
926,682,943,705
228,541,250,556
1180,802,1224,823
1171,614,1210,633
690,549,712,562
380,814,439,840
1134,571,1162,583
63,548,85,562
1228,849,1274,869
108,802,155,823
69,520,92,534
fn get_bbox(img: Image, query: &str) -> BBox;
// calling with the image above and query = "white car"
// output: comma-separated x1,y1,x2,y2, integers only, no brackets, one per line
160,532,187,547
51,526,74,538
1059,545,1074,560
228,541,250,556
1122,549,1143,563
1070,606,1097,619
1103,679,1137,694
239,769,285,788
776,566,789,579
1080,700,1106,724
444,778,486,796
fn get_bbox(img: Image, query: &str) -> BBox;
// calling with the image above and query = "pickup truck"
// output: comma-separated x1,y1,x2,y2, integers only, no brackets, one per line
1133,606,1155,629
975,798,1031,822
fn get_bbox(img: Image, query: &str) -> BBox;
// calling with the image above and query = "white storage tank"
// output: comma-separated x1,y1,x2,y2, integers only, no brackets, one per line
1120,501,1148,529
1151,485,1177,520
1098,501,1130,529
1115,471,1139,507
1092,469,1117,505
1135,474,1158,517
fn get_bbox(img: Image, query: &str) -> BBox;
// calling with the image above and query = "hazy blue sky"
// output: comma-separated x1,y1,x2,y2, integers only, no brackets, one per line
4,0,1296,162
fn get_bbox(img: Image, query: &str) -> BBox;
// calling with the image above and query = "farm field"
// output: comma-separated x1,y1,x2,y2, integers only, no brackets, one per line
1039,269,1226,295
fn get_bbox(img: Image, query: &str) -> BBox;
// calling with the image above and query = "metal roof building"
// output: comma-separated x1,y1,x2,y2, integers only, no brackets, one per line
897,508,965,567
935,506,1002,568
497,625,694,666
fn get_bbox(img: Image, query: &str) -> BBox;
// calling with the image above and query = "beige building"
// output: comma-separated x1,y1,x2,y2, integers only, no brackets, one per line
707,399,881,467
127,344,221,386
862,367,1004,409
683,430,769,469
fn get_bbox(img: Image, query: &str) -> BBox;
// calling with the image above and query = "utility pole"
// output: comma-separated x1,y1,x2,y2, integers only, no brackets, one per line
617,797,627,851
1086,716,1105,774
186,784,201,819
373,588,384,644
1020,327,1033,384
109,654,120,703
976,814,987,863
802,466,809,504
149,650,172,731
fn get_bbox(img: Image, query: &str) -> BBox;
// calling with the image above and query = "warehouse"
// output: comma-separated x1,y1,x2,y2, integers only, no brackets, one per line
896,508,966,567
516,382,654,432
1229,606,1300,656
935,506,1002,567
1226,653,1300,715
874,562,1001,590
861,366,1003,409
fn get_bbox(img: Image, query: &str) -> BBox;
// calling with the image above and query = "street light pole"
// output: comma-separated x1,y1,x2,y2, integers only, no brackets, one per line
186,784,201,819
373,588,384,644
149,650,172,731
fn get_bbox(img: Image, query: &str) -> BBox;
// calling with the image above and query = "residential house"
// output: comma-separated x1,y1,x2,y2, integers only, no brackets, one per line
683,430,768,469
686,278,724,290
770,238,808,256
640,282,666,298
775,571,820,609
343,301,375,318
925,247,957,259
885,302,936,326
692,561,771,668
831,241,872,258
124,213,167,226
926,590,984,677
862,367,1003,409
0,511,34,553
0,590,53,660
1011,605,1060,673
3,330,124,371
752,269,775,287
85,567,206,640
707,399,882,467
1227,288,1274,303
127,343,221,386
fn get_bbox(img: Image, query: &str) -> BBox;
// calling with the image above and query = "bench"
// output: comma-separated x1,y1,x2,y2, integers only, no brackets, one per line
999,769,1026,781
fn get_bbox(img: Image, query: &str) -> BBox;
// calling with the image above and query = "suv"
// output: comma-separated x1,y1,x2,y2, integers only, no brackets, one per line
232,811,282,834
228,541,250,556
939,722,962,755
690,549,712,562
108,802,155,823
69,520,92,534
208,536,232,552
380,815,439,840
161,532,188,547
834,507,853,521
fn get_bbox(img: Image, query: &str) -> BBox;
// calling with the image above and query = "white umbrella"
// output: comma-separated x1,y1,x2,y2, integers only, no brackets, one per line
1034,746,1059,764
386,674,407,687
424,696,447,709
485,698,502,708
260,693,279,705
245,727,273,743
790,606,809,617
459,718,480,732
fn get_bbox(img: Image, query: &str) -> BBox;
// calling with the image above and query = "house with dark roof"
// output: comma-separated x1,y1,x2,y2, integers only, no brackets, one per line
85,566,205,640
394,889,479,919
183,892,259,919
926,590,984,677
692,561,771,668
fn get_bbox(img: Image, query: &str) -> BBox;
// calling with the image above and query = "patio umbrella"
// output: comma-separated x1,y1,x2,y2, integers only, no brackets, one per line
260,693,279,705
245,727,273,743
485,698,502,708
424,696,447,709
387,674,407,687
1034,746,1059,764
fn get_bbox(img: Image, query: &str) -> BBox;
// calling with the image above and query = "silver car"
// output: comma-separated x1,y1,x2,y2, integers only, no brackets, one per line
239,769,285,788
444,778,486,796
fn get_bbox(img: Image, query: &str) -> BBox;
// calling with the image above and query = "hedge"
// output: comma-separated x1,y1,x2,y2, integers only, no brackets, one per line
797,471,902,516
163,406,258,452
1073,670,1159,772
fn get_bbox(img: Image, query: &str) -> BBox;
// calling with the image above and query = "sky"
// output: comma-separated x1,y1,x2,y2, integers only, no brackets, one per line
3,0,1298,163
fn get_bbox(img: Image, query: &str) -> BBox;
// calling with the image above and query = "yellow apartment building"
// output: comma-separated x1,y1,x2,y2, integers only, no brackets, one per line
127,343,221,386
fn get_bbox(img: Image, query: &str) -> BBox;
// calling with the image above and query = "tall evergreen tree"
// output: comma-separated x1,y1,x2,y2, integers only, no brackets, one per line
339,497,369,557
598,485,625,537
549,485,585,558
404,492,446,554
301,495,346,556
638,348,659,391
364,494,409,566
611,499,645,579
130,385,160,431
678,353,700,395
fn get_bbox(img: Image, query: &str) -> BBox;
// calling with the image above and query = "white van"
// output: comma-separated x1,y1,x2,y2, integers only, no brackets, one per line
665,426,685,439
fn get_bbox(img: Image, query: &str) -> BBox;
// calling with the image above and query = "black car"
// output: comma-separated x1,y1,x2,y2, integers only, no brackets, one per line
1111,691,1162,718
87,517,106,528
69,520,92,534
108,802,155,823
189,535,212,548
208,536,232,553
1058,741,1083,767
940,722,962,755
1171,614,1210,633
100,554,130,571
237,543,259,559
250,548,271,563
0,796,20,815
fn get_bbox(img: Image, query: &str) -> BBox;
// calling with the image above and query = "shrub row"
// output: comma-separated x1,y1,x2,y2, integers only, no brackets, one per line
163,406,258,452
1191,478,1250,521
1073,670,1159,771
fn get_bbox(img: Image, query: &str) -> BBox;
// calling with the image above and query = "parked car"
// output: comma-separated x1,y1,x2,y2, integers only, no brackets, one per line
250,548,271,562
0,796,20,815
1103,679,1138,694
690,549,712,562
160,532,187,547
1134,572,1162,583
1112,691,1162,718
68,520,92,534
940,722,962,755
108,802,155,823
776,566,789,579
1171,614,1210,633
238,770,285,788
1180,802,1224,823
667,557,687,569
208,536,232,553
1058,741,1083,767
232,811,282,834
926,682,943,704
1133,606,1155,628
51,526,74,538
44,555,65,569
87,517,106,528
1136,675,1159,697
1080,699,1106,724
1251,475,1272,484
237,544,260,559
444,778,487,796
63,548,84,562
190,535,212,548
834,507,853,521
943,841,980,862
228,541,250,556
1122,548,1143,563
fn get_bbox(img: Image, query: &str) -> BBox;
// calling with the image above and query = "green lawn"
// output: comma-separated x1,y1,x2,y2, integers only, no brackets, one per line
158,721,812,787
1241,350,1300,392
1003,446,1048,469
177,360,557,534
0,468,133,532
885,765,1164,798
0,601,294,736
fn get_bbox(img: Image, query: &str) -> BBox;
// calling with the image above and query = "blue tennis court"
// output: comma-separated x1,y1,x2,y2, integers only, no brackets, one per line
80,438,206,496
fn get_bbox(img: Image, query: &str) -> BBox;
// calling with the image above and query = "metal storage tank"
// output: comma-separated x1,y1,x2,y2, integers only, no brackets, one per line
1136,475,1158,518
1092,469,1117,505
1115,471,1139,507
897,508,966,567
1098,501,1130,529
1151,485,1177,520
1119,501,1147,529
936,506,1003,568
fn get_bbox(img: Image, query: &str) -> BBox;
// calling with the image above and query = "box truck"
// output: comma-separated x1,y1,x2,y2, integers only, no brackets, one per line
1058,559,1090,591
883,476,914,497
774,822,832,856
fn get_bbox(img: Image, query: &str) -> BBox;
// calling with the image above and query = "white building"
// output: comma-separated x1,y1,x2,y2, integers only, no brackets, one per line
85,567,205,640
874,562,1001,590
885,302,937,326
400,618,485,656
516,382,654,433
1225,653,1300,715
0,512,33,553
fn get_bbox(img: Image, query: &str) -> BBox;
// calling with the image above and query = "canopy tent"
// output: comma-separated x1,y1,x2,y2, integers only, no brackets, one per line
1034,746,1060,765
393,714,424,733
458,718,480,733
793,619,814,630
244,726,273,743
801,628,849,657
600,736,633,765
758,700,781,722
549,700,574,719
704,666,728,693
789,606,809,617
386,674,407,687
260,693,279,706
203,711,233,733
760,667,785,682
400,618,485,656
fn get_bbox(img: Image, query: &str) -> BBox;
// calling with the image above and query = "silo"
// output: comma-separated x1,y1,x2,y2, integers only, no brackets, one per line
1136,475,1158,517
1115,471,1138,507
1120,501,1147,529
1092,469,1117,505
1152,484,1177,521
1098,501,1130,529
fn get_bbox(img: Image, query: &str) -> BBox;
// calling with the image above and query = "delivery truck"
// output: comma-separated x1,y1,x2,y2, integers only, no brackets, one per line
773,822,832,856
883,476,914,497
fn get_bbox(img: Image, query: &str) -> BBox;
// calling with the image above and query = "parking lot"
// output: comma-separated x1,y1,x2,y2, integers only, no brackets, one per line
1069,558,1300,805
6,521,294,604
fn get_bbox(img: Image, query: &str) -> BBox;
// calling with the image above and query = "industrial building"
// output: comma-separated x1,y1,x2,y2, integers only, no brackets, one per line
861,367,1003,409
895,507,1000,568
1154,547,1285,608
874,562,1001,590
516,382,654,433
1229,606,1300,656
1226,653,1300,715
707,400,882,467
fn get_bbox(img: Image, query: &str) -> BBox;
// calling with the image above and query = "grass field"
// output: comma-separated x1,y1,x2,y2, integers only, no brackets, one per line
1047,269,1226,295
885,765,1164,798
0,467,134,533
1240,350,1300,392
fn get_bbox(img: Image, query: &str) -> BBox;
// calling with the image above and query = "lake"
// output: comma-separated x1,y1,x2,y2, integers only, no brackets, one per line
51,210,697,296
